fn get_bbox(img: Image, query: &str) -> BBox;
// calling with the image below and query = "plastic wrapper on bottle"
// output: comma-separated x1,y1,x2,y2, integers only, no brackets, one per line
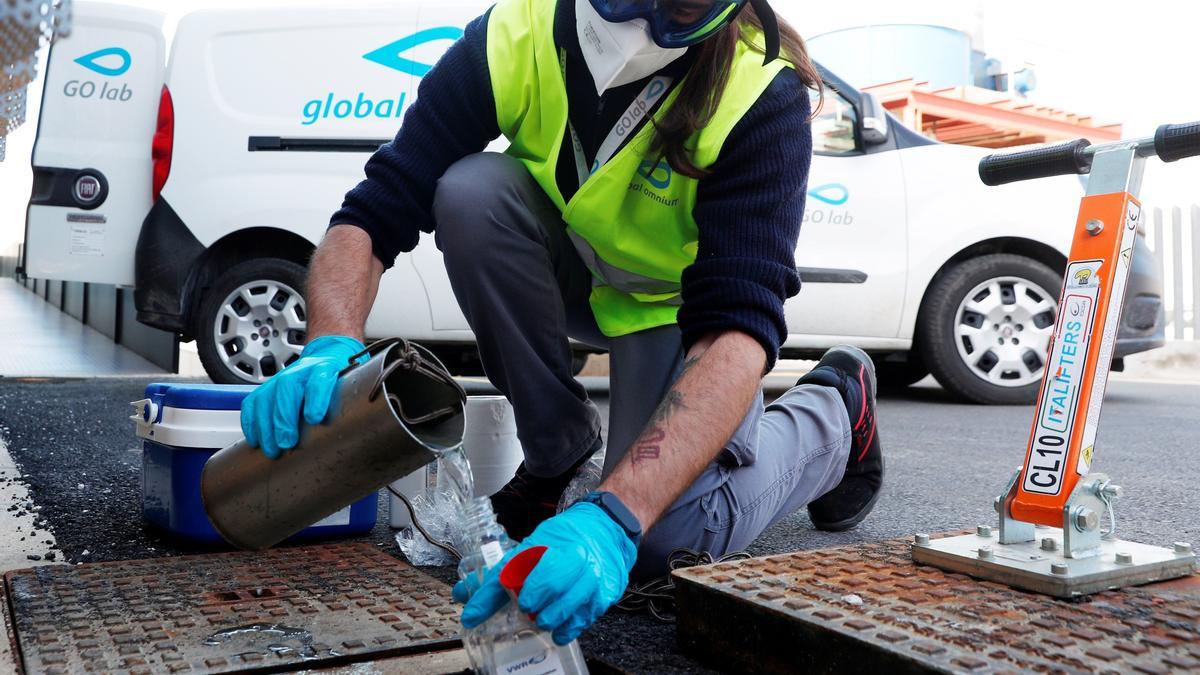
394,490,459,567
557,453,605,513
395,447,479,566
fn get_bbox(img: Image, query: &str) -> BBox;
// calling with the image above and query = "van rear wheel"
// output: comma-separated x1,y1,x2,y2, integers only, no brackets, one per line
917,254,1060,404
196,258,308,384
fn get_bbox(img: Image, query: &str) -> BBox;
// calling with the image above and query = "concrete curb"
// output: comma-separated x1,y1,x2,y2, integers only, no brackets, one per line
1120,341,1200,383
0,436,62,574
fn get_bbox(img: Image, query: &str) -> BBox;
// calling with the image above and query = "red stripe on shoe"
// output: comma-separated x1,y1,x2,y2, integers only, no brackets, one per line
857,422,875,462
855,364,867,427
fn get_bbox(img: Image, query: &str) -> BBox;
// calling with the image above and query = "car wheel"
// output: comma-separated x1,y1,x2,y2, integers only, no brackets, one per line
873,353,929,389
196,258,308,384
918,253,1060,404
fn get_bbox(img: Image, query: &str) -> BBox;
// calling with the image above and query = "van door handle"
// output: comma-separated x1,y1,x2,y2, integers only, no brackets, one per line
30,166,109,210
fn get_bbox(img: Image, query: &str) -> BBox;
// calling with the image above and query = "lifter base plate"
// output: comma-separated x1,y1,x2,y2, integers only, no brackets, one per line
912,528,1196,598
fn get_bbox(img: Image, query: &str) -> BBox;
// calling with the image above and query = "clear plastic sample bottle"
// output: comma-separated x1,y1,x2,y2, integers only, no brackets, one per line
456,497,588,675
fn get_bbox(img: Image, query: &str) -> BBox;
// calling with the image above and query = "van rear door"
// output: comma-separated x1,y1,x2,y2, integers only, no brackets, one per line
23,2,165,285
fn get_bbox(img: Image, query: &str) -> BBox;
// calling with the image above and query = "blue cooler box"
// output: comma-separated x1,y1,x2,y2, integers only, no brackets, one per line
133,383,377,544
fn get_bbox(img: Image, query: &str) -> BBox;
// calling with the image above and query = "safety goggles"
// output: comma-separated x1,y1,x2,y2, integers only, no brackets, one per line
588,0,750,49
588,0,780,63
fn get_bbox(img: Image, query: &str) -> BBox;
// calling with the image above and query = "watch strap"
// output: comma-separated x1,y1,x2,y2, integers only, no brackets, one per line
583,491,643,545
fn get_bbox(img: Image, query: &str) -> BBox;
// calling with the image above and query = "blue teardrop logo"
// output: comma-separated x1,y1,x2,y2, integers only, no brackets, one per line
638,159,672,190
363,27,465,77
808,183,849,206
74,47,131,77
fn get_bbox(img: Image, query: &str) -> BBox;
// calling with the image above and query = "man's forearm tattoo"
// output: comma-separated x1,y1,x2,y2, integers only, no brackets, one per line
649,391,686,426
632,427,666,464
632,356,701,465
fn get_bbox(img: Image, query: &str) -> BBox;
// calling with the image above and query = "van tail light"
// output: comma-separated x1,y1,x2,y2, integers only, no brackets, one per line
151,85,174,201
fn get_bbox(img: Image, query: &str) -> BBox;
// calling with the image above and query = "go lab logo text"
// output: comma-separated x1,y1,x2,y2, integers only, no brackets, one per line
301,27,463,126
65,47,133,102
803,183,853,225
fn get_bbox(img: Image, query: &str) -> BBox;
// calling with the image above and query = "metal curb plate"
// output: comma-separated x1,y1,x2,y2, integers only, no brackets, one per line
674,537,1200,674
5,543,461,674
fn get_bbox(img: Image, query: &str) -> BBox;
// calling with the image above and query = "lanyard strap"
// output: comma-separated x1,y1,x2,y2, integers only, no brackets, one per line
561,50,673,186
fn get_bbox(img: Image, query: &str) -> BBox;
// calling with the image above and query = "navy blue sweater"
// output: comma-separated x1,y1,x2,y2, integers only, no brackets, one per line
331,4,812,368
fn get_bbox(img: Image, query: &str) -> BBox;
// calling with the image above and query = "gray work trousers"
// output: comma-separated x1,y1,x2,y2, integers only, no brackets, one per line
432,153,852,579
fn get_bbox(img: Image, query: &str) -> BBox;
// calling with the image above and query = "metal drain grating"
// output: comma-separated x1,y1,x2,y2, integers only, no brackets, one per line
674,536,1200,674
4,543,461,674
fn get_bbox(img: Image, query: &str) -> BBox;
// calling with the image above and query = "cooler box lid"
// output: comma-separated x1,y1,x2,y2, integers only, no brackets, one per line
142,382,256,412
133,383,255,449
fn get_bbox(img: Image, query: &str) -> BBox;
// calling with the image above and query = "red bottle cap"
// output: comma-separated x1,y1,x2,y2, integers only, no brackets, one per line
499,545,548,593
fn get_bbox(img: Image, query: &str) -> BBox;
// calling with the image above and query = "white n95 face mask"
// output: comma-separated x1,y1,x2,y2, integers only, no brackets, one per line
576,0,687,95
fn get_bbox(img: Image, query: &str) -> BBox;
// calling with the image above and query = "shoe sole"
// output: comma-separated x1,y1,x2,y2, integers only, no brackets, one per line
809,462,885,532
809,345,884,532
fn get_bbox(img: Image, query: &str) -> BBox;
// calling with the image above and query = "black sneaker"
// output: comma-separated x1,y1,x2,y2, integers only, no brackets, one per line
796,346,884,532
490,441,600,540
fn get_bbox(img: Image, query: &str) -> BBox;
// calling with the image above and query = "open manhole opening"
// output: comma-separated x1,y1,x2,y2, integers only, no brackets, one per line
4,543,461,674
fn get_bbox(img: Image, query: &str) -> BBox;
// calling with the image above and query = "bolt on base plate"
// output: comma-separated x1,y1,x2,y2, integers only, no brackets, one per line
912,529,1197,598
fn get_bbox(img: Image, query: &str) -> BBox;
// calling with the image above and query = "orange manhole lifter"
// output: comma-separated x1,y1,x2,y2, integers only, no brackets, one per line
912,121,1200,597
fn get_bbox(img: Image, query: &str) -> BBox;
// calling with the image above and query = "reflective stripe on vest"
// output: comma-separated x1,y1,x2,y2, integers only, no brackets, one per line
567,229,683,298
486,0,790,336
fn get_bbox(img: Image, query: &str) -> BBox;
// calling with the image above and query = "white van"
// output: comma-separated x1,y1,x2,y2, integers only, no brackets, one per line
23,1,1164,404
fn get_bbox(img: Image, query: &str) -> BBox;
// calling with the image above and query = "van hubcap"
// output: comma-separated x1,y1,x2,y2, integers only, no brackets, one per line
954,276,1056,388
213,280,307,382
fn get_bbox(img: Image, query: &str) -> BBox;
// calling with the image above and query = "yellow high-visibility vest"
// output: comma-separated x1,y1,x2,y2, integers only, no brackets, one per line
487,0,791,335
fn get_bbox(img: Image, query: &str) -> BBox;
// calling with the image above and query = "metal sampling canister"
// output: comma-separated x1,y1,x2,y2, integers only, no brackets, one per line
200,338,465,550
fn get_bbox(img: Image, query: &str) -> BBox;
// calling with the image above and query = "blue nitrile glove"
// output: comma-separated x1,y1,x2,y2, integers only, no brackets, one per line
239,335,365,459
455,501,639,645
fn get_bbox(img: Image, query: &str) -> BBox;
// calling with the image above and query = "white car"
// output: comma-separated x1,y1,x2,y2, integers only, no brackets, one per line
23,1,1164,404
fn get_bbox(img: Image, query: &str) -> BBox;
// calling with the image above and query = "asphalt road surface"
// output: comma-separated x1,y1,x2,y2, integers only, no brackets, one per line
1,374,1197,673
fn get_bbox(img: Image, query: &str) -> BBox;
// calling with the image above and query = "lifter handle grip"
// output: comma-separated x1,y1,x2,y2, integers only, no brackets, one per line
1155,121,1200,162
978,139,1093,186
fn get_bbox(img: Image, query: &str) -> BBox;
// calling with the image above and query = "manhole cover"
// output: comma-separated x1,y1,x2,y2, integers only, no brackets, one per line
674,537,1200,674
5,543,461,674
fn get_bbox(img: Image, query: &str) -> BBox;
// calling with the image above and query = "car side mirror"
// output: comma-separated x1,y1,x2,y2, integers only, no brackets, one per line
859,92,889,146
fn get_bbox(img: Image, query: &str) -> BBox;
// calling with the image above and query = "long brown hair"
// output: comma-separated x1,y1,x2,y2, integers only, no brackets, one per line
651,6,822,179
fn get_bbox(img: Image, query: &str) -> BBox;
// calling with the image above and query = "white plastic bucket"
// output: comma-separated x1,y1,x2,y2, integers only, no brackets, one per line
461,395,523,497
388,395,523,528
